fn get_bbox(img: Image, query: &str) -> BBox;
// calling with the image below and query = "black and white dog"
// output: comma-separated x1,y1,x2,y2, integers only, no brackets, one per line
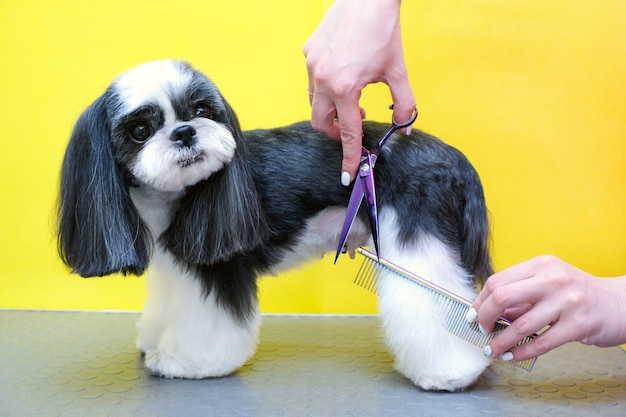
58,60,493,391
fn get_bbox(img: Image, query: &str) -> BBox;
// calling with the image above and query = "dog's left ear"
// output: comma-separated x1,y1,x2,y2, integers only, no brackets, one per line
161,96,269,265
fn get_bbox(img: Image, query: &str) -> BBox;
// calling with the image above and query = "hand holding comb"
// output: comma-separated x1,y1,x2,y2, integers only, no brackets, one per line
355,248,538,372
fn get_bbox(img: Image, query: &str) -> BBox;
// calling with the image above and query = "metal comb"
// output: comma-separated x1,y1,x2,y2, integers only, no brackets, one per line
355,248,537,372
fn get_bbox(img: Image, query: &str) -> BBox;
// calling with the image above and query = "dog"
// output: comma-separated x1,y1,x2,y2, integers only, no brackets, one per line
57,59,494,391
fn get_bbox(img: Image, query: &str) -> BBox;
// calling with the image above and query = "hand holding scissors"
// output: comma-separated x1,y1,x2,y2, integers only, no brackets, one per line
334,108,418,263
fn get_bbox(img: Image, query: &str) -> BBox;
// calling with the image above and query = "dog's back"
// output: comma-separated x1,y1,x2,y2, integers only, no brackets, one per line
243,121,492,285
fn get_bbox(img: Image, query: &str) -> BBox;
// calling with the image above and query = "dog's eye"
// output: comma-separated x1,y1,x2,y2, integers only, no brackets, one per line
130,123,151,142
194,104,212,119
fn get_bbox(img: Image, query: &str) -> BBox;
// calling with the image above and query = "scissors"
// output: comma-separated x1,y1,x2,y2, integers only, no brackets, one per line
334,107,418,263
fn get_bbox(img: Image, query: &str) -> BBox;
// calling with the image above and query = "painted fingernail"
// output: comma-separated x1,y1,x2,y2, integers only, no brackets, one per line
465,308,477,323
341,172,351,187
501,352,514,362
478,323,488,336
482,345,493,358
405,125,412,136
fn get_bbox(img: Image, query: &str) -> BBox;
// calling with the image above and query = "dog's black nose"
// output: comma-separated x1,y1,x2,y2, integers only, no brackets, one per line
171,125,197,147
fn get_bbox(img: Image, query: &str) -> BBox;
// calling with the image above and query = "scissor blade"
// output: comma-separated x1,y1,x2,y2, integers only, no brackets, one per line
362,169,380,258
334,178,365,264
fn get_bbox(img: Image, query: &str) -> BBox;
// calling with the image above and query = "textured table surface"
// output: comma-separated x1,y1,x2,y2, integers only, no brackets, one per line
1,310,625,417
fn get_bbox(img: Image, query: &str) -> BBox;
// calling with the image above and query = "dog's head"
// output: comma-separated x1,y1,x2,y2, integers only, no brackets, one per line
105,60,239,192
58,60,268,277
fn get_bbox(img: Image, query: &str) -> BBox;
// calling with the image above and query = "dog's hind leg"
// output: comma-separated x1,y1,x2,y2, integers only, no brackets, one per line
375,210,491,391
137,249,260,379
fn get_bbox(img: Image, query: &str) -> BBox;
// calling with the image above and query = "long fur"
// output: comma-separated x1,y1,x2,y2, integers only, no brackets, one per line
58,96,151,276
57,60,493,391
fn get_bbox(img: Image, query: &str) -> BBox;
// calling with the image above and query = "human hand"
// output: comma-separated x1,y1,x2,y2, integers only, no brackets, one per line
468,255,626,362
303,0,416,185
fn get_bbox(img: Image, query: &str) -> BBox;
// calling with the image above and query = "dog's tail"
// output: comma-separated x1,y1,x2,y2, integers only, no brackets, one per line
459,167,493,287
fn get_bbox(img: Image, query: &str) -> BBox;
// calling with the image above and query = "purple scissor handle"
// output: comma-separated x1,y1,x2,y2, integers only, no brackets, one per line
334,108,418,263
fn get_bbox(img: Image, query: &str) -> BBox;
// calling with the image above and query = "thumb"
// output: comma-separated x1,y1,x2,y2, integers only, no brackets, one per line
388,75,417,133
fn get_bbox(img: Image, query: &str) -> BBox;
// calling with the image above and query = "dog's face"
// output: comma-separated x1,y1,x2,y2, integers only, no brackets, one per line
59,60,268,278
106,60,237,192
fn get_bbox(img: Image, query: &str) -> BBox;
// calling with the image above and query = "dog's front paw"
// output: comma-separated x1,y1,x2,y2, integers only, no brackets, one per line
144,348,245,379
142,310,261,379
143,323,259,379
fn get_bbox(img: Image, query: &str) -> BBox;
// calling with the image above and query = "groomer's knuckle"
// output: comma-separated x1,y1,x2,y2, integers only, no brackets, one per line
393,90,417,112
563,287,588,311
326,77,357,99
339,128,361,143
534,254,561,269
309,118,322,130
533,334,553,355
310,119,331,135
490,286,510,308
510,315,533,335
483,276,501,294
310,117,323,129
534,255,573,281
548,263,576,287
311,68,334,88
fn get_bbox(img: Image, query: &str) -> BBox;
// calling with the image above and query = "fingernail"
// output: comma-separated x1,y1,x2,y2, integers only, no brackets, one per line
483,345,493,358
405,125,412,136
501,352,514,362
341,172,351,187
478,323,488,336
465,308,477,323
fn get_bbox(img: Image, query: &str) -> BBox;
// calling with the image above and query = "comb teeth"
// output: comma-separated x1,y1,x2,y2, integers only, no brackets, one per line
355,248,537,372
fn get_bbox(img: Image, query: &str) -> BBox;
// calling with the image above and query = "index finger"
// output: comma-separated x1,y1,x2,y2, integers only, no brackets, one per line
472,259,544,334
477,277,549,335
473,258,539,309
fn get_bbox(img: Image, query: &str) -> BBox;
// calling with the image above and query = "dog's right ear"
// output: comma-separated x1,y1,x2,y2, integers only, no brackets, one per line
57,95,151,277
160,95,270,265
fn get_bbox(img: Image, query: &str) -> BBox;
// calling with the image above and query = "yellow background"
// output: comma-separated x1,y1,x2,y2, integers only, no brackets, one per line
1,1,624,313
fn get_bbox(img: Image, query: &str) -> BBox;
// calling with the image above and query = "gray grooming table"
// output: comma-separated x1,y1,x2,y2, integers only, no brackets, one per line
1,311,624,416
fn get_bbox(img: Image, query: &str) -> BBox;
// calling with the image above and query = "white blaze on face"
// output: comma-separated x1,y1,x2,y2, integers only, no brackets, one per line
114,60,192,120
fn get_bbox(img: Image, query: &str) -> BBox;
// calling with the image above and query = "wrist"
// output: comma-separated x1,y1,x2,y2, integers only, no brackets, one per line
595,275,626,346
